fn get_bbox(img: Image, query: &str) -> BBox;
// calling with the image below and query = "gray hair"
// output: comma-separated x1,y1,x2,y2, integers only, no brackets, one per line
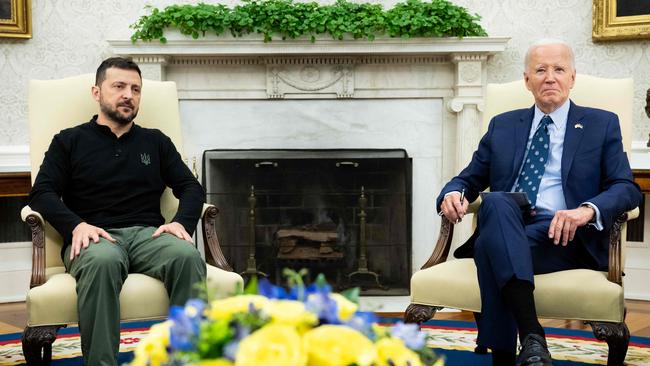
524,38,575,70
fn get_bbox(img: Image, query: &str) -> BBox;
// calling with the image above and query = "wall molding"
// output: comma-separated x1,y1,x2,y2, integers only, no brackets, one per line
109,34,510,58
0,241,31,303
0,145,29,173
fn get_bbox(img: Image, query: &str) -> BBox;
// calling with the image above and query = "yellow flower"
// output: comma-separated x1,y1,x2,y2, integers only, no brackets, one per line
375,338,423,366
235,324,307,366
304,325,376,366
263,300,318,329
372,323,389,338
199,359,235,366
208,294,269,320
132,321,171,366
329,293,358,321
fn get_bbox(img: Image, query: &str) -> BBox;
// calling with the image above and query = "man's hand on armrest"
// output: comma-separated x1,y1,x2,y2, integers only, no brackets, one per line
153,222,193,243
548,205,596,247
70,222,116,261
440,191,469,224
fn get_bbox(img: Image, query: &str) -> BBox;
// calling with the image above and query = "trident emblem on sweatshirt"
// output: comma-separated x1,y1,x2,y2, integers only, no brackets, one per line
140,153,151,166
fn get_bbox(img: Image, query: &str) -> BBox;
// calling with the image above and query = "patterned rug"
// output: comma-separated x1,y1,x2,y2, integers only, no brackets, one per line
1,319,649,365
407,319,650,366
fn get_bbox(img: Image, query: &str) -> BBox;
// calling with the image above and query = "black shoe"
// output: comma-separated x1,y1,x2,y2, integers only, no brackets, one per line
515,334,552,366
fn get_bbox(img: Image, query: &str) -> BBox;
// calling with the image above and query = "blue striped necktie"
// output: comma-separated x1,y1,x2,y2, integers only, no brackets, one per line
515,115,552,208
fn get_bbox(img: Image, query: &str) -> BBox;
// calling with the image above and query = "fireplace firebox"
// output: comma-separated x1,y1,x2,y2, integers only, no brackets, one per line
203,149,412,294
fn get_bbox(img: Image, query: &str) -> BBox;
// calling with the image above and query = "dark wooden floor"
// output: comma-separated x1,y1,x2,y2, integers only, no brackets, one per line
2,300,649,337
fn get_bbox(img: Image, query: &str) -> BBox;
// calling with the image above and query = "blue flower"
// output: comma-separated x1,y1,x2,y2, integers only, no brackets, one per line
306,282,332,295
169,305,197,351
304,292,340,324
390,322,427,350
258,278,288,299
345,311,379,339
233,322,252,340
184,299,206,322
168,299,207,352
223,339,240,361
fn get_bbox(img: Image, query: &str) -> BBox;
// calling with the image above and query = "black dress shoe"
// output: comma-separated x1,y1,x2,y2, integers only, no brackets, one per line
516,334,553,366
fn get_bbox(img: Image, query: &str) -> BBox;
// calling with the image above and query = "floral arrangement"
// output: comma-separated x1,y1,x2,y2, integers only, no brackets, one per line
130,271,443,366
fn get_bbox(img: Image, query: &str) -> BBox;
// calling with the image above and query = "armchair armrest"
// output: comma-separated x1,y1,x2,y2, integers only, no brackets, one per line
201,203,233,271
608,207,639,285
22,203,235,289
21,205,47,288
420,216,454,270
466,198,482,214
420,197,482,270
422,201,639,283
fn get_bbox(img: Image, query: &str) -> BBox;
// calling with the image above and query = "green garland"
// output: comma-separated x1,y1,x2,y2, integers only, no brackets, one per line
130,0,487,43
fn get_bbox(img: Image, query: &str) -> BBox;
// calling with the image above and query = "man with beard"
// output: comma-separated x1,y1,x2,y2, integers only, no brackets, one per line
29,57,206,366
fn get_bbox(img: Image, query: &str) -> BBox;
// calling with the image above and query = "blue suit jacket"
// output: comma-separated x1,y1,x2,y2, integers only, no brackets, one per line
437,101,642,270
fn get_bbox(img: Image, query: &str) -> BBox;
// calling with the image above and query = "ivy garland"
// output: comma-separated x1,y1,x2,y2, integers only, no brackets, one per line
130,0,487,43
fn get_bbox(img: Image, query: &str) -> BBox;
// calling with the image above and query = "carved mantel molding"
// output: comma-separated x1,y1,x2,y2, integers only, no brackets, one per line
109,35,509,59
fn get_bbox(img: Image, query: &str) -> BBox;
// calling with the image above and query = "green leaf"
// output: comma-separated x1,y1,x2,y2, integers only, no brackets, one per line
244,275,258,294
130,0,487,43
340,287,360,304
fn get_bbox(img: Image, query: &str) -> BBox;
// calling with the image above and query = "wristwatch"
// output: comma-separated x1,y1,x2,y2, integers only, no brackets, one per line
580,204,597,223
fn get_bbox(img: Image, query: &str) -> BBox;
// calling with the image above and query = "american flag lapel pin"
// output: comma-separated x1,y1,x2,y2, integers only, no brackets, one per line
574,123,583,129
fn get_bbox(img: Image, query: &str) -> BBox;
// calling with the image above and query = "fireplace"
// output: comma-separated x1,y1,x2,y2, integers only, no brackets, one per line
109,35,507,295
204,149,411,294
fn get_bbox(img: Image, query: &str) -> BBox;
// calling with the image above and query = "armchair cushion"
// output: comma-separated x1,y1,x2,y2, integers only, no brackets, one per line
28,264,243,326
410,258,624,323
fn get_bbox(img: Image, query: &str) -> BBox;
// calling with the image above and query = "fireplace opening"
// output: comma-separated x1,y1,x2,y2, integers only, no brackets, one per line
203,149,412,295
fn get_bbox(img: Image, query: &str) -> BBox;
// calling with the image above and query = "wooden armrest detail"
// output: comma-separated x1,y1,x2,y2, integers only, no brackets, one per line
201,204,233,271
607,208,637,285
422,197,480,270
22,206,46,288
421,216,454,270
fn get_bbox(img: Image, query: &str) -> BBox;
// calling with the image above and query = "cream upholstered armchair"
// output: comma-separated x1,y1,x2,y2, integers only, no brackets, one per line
405,75,639,366
21,74,243,365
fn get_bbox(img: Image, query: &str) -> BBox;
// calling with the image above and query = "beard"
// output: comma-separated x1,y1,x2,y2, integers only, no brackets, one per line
99,98,139,126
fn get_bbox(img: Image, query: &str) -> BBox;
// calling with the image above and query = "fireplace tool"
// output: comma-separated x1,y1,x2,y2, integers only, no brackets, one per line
348,186,387,290
240,185,267,278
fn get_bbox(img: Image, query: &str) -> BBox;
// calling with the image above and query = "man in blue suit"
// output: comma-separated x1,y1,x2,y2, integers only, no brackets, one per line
438,39,641,366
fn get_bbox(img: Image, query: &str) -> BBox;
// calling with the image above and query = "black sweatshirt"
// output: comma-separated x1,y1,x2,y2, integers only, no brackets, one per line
29,116,205,246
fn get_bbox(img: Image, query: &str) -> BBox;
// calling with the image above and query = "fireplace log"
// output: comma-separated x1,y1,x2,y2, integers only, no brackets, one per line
276,228,338,242
275,227,342,260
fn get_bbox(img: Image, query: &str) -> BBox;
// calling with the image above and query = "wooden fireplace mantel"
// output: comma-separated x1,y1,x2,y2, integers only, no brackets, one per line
0,172,31,197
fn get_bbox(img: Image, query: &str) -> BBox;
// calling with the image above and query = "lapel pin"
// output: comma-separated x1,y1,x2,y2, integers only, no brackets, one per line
574,123,583,129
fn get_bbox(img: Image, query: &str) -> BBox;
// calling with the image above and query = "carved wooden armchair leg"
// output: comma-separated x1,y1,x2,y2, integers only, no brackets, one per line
587,321,629,366
22,325,63,365
404,304,442,324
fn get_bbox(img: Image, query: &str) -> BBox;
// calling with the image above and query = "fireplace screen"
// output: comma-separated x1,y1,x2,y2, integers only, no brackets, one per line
203,149,411,294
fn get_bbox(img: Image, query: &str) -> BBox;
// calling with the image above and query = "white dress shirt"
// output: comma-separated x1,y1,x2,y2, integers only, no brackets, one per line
514,99,603,230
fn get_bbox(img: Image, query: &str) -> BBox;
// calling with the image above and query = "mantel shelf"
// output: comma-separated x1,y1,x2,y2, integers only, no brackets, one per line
109,35,510,57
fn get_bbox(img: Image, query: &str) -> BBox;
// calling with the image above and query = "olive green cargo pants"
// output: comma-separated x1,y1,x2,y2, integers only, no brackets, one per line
64,226,206,366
